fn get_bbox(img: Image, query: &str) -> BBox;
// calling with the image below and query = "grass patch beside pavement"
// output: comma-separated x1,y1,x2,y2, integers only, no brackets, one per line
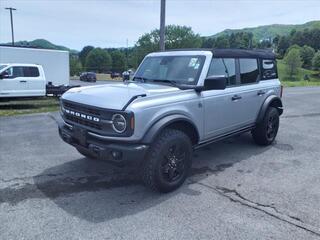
0,97,60,117
278,59,320,87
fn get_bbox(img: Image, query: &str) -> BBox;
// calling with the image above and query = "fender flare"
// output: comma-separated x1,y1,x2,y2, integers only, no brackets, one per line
256,95,283,123
141,114,199,144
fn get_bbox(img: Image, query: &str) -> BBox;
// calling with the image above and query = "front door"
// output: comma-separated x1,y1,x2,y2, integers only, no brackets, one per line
0,66,27,97
202,57,261,140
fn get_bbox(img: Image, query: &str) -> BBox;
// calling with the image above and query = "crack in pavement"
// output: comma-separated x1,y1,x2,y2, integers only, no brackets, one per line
192,181,320,237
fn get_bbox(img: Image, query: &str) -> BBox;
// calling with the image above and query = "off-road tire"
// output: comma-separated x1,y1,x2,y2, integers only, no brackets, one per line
252,107,279,146
142,128,192,193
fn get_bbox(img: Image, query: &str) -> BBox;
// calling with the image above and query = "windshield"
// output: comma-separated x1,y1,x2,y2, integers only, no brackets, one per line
134,55,205,85
0,65,8,72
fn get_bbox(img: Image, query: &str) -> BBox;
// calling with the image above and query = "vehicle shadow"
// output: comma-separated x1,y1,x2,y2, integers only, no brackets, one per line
34,133,270,223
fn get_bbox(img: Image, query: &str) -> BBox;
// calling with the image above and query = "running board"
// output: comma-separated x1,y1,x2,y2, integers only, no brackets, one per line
194,125,255,150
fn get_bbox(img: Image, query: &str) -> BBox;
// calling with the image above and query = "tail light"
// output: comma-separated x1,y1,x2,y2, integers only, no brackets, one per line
280,85,283,98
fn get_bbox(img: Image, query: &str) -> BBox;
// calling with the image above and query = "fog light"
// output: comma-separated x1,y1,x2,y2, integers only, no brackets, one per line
111,150,122,160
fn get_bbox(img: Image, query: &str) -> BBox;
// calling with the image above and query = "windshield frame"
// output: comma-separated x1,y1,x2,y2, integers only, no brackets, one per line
134,55,206,86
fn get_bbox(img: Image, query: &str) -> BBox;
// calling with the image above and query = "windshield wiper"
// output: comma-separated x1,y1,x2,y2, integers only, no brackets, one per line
151,79,179,87
132,76,149,82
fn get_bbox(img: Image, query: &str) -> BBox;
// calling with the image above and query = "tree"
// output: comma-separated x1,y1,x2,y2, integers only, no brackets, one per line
312,51,320,75
284,48,302,79
201,37,215,48
277,36,290,57
111,50,126,72
133,25,202,66
79,46,94,67
300,45,315,69
69,55,82,76
214,35,229,48
85,48,112,73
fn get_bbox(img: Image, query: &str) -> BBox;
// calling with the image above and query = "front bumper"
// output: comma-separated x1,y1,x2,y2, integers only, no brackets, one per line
58,121,149,165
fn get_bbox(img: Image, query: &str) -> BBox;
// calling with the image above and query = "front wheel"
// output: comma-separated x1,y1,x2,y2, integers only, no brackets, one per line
142,128,192,193
252,107,279,145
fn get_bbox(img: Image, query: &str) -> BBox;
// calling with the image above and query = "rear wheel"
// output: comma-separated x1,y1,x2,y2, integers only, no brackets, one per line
142,128,192,193
252,107,279,145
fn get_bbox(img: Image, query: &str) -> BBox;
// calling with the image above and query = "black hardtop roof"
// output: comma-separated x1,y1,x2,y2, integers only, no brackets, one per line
160,48,276,60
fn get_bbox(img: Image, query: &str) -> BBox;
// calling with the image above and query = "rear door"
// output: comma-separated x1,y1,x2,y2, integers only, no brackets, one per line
235,58,263,124
23,66,46,96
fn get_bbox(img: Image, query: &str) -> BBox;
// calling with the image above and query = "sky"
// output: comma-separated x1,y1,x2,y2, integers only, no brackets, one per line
0,0,319,50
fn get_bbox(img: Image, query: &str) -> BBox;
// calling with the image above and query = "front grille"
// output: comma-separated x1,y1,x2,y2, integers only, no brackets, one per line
65,115,102,130
63,101,101,116
62,100,103,131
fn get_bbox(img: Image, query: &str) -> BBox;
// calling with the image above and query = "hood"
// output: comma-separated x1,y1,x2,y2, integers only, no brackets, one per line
61,82,180,110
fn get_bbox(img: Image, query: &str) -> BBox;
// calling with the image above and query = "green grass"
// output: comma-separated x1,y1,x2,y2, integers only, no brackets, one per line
0,97,60,117
278,59,320,87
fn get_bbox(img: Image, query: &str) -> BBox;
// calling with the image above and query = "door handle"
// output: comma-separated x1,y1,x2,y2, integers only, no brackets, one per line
231,95,242,101
20,80,27,83
257,90,266,96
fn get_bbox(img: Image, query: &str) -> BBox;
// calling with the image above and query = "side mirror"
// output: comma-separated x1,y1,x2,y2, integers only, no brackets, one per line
0,73,9,79
204,76,227,90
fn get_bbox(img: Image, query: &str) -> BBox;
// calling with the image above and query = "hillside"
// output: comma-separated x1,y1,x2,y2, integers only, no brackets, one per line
1,39,78,54
211,20,320,40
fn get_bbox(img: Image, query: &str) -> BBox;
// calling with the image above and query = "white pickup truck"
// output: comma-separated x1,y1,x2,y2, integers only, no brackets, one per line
0,63,77,98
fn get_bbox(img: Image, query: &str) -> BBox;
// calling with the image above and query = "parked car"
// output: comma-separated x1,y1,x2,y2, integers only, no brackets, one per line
111,72,121,79
80,72,97,82
0,63,75,97
58,49,283,193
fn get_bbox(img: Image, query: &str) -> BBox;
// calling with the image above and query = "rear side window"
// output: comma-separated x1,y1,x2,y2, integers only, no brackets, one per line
261,60,277,80
239,59,259,84
23,67,40,77
207,58,236,86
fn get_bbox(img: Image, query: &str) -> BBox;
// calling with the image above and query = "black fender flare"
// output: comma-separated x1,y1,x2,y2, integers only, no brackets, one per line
141,114,199,144
256,95,283,123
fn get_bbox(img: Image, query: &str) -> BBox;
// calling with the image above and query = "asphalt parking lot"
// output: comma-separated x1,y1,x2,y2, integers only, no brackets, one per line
70,79,121,86
1,86,320,240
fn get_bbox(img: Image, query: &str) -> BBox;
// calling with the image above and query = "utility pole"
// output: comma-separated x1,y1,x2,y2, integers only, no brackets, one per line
5,7,17,46
126,38,129,70
159,0,166,51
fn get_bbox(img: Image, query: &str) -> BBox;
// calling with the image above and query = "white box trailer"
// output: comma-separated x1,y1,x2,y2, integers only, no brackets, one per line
0,46,69,85
0,46,78,97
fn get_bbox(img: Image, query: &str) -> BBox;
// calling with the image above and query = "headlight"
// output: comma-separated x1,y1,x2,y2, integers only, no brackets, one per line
112,114,127,133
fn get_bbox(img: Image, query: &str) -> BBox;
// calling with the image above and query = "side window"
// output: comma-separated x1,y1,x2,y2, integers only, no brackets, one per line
261,59,277,80
11,67,24,78
239,59,259,84
23,67,40,77
207,58,236,86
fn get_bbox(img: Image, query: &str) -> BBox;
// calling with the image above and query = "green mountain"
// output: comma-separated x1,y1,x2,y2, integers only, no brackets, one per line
2,39,78,54
211,20,320,40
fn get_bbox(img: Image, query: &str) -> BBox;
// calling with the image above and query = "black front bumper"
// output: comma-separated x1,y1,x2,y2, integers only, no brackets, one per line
58,121,149,165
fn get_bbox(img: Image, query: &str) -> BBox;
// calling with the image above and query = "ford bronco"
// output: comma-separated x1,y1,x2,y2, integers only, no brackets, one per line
59,49,283,192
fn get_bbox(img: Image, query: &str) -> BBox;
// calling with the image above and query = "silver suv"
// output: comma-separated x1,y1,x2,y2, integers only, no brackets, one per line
59,49,283,192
